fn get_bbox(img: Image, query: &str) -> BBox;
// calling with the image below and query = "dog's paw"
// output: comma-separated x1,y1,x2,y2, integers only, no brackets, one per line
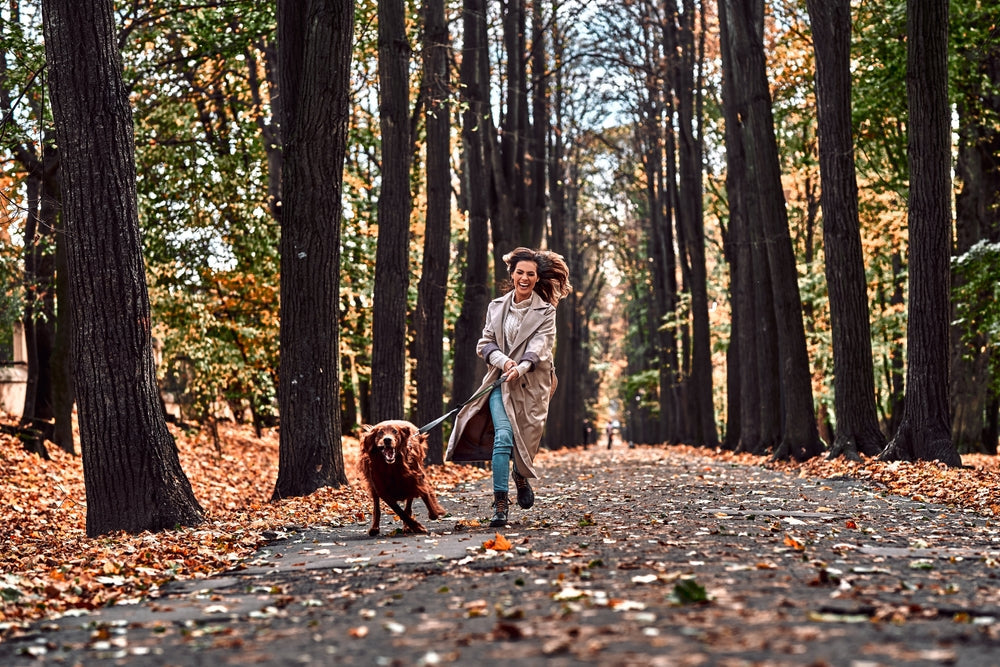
368,526,380,537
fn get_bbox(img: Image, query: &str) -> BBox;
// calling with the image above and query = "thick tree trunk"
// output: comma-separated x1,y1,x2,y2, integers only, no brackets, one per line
720,0,822,461
806,0,885,460
880,0,959,466
370,0,413,423
273,0,353,498
42,0,204,535
416,0,451,462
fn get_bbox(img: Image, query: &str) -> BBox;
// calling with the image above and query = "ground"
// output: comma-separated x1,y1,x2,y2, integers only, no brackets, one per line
1,424,999,665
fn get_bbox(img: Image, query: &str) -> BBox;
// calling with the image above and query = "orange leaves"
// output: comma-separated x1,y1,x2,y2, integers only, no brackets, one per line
0,417,493,630
483,532,512,551
783,534,805,551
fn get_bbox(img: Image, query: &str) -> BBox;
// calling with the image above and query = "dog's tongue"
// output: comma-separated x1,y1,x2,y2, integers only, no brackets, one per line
383,449,396,464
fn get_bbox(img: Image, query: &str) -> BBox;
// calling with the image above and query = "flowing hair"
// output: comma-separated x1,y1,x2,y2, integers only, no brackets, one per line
502,247,573,306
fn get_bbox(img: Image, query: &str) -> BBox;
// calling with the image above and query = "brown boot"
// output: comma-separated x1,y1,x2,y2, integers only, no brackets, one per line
512,468,535,509
489,492,509,528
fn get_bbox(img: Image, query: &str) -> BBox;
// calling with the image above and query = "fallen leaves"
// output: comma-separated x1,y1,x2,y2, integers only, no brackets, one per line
784,534,806,551
2,422,999,642
482,532,512,551
0,419,485,632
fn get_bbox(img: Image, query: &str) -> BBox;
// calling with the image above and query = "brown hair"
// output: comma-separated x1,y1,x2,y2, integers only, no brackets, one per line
501,247,573,306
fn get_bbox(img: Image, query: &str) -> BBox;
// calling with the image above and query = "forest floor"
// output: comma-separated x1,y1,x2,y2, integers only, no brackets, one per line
1,418,1000,665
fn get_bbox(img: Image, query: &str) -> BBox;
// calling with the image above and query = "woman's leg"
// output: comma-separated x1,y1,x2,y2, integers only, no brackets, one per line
488,385,513,493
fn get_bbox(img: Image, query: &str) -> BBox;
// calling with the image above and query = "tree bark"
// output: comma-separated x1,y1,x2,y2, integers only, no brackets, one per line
880,0,960,466
806,0,885,460
370,0,413,422
675,0,717,448
42,0,204,535
452,0,491,416
273,0,353,498
416,0,451,462
720,0,822,461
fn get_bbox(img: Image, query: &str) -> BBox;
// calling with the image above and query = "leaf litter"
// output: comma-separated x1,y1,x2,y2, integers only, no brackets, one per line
2,417,1000,651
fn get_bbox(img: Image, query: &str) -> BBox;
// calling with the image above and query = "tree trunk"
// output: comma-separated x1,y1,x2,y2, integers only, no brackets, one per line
370,0,413,423
42,0,204,535
718,2,763,456
880,0,960,466
720,0,822,461
452,0,491,421
273,0,353,498
51,193,75,455
806,0,885,460
527,0,547,251
416,0,451,462
675,0,717,448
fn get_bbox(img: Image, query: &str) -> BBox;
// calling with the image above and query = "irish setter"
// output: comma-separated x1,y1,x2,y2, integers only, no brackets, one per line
358,420,445,536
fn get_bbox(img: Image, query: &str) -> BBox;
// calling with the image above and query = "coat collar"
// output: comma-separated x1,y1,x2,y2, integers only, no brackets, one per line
495,291,549,353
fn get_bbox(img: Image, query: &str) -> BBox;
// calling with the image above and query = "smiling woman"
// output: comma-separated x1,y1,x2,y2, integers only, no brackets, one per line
445,247,572,528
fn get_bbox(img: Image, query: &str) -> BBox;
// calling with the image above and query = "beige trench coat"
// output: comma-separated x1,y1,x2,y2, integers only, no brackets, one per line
444,290,556,479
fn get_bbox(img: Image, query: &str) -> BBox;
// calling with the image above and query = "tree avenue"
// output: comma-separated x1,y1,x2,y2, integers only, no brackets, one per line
5,0,997,537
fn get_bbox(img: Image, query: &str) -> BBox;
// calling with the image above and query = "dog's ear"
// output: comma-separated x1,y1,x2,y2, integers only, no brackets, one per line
360,424,376,450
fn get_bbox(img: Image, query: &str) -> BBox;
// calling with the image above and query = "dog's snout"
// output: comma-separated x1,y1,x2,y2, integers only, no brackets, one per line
382,435,393,446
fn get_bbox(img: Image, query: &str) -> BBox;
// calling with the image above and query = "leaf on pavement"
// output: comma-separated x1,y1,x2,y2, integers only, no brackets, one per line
784,533,805,551
483,532,512,551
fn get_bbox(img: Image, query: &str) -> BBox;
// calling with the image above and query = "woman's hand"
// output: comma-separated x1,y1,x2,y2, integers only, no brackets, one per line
503,360,519,382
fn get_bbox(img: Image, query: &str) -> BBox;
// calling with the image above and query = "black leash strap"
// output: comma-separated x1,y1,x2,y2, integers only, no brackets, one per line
418,377,504,434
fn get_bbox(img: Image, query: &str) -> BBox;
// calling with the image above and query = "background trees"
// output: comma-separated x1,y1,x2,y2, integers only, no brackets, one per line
2,0,996,529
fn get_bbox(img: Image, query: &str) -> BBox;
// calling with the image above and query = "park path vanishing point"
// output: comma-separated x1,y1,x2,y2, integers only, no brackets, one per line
2,444,999,665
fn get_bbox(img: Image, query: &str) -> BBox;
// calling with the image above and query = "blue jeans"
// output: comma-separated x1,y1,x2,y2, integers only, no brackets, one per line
489,385,513,493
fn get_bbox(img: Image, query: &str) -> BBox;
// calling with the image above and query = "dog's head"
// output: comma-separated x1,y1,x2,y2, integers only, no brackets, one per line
361,420,423,465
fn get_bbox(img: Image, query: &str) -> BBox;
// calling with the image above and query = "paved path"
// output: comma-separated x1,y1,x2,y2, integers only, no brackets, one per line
2,446,999,665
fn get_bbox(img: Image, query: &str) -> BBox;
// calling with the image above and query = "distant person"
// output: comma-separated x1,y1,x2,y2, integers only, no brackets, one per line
446,247,572,528
606,423,613,449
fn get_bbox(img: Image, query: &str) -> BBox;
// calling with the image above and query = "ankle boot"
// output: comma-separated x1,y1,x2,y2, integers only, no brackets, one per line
512,468,535,509
489,491,510,528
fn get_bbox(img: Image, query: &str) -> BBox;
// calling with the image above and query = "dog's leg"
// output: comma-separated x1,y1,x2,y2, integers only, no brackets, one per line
385,498,427,534
368,491,382,536
421,491,445,520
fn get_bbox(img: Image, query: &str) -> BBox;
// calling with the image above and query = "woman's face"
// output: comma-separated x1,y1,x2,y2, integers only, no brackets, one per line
511,260,539,302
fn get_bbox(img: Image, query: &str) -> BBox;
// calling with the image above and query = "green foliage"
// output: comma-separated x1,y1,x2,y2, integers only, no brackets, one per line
952,240,1000,355
852,0,909,189
623,369,660,416
123,1,281,422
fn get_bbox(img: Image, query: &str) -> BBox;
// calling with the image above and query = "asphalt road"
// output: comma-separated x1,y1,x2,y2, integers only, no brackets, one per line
2,445,999,665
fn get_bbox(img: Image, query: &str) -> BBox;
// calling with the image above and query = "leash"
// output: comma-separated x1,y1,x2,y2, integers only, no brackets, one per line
418,377,504,434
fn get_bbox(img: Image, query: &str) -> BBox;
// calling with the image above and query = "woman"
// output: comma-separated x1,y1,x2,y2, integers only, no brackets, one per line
445,247,572,527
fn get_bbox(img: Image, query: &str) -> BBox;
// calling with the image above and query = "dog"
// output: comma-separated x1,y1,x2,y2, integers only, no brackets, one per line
358,420,445,536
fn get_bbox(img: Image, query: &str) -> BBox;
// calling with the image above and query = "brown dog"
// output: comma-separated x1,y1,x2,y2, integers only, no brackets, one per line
358,420,445,536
